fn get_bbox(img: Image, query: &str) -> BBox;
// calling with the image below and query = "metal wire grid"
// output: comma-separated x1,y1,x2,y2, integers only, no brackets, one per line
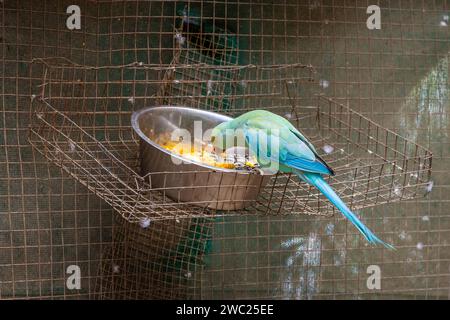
28,59,431,224
1,1,109,300
1,0,449,300
94,215,213,299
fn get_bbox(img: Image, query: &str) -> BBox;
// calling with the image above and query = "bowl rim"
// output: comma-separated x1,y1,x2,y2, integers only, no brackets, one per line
131,105,270,175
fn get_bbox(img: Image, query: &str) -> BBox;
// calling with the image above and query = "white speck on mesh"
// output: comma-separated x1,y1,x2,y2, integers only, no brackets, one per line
139,217,151,229
112,264,120,274
325,223,334,236
422,215,430,222
440,20,448,27
174,31,186,46
393,185,402,197
68,141,76,152
127,97,135,104
322,144,334,154
425,181,433,193
416,242,424,250
207,80,213,96
319,79,329,88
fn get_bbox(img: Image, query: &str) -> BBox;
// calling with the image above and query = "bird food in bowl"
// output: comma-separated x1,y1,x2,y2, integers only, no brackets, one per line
131,106,272,210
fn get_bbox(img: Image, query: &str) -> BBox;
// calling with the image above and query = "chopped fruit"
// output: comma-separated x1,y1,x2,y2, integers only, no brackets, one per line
245,161,256,168
156,134,259,171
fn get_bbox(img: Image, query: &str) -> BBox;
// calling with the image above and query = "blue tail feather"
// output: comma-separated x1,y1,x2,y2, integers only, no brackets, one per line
295,170,395,250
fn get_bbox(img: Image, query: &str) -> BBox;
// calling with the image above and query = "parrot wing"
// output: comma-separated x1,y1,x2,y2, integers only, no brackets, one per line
268,113,335,175
235,110,334,175
242,117,333,175
283,153,333,175
287,128,335,176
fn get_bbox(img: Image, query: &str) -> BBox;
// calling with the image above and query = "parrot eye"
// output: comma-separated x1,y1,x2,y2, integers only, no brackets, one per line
211,136,216,142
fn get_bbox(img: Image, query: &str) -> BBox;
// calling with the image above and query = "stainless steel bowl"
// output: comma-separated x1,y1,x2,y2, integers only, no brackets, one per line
131,106,271,210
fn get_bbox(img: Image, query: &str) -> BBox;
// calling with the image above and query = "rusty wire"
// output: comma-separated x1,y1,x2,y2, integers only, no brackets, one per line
1,0,447,300
28,52,432,222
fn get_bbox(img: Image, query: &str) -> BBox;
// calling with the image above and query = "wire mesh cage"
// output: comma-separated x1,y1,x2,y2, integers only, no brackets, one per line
3,0,449,301
28,58,433,225
94,215,213,299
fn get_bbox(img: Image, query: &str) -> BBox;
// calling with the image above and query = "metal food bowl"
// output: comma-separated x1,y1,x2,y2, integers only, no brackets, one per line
131,106,272,210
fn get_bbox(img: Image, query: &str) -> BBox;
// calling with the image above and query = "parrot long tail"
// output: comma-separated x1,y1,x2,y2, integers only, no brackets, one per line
294,170,395,250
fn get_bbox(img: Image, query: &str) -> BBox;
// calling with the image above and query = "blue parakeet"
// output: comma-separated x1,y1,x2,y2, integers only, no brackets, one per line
210,110,394,249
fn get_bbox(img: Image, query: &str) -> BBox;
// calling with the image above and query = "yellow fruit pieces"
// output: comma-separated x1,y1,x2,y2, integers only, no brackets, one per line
157,135,257,170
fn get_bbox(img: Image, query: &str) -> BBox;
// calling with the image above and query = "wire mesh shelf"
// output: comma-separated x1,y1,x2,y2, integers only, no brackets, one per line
28,59,432,224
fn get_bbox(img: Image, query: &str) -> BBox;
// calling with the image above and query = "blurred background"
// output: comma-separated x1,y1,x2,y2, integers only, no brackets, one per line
0,0,449,299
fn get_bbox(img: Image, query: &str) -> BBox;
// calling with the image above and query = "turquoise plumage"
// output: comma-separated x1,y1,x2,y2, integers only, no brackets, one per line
211,110,394,249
